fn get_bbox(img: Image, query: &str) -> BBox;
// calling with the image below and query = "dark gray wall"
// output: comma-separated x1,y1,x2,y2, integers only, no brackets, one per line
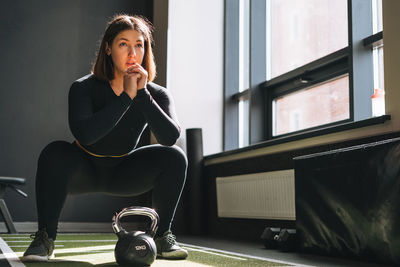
152,0,168,87
0,0,153,223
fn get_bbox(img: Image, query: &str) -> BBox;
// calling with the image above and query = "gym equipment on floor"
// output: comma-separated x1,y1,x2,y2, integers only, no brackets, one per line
0,176,27,233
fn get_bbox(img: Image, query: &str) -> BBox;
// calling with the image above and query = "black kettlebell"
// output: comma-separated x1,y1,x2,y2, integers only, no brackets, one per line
112,206,159,267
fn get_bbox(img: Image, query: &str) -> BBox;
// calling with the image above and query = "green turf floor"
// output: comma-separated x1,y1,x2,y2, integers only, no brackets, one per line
0,234,291,266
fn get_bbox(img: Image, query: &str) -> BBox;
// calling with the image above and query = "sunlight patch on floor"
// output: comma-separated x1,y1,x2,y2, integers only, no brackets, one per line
17,250,213,266
4,234,290,267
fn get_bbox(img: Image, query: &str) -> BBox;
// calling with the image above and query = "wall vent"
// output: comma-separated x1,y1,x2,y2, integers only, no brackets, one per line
216,169,295,220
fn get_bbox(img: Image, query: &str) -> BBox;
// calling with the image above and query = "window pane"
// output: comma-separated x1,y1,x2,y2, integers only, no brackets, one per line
266,0,348,79
273,75,349,136
372,46,385,117
372,0,384,117
239,0,250,92
239,99,249,147
373,46,384,91
372,0,383,34
238,0,250,148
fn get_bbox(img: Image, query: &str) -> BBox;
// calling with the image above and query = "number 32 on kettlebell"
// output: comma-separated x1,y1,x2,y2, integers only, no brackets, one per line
112,206,159,266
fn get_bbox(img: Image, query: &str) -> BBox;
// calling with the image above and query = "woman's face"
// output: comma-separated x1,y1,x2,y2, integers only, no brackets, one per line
107,29,145,77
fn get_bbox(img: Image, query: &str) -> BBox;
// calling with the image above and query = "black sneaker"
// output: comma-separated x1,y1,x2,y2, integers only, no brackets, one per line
155,231,188,260
22,229,55,261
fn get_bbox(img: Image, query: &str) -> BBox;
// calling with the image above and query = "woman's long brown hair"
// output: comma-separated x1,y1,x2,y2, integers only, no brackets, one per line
92,14,156,82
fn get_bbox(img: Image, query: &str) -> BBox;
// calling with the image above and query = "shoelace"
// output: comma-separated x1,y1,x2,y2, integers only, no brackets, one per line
30,230,45,239
165,233,177,245
29,230,50,248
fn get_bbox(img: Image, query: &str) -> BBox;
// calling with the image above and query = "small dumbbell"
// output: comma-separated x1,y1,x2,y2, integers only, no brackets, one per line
260,227,281,249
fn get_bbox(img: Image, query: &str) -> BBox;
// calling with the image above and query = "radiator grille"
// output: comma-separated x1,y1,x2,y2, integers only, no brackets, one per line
216,169,295,220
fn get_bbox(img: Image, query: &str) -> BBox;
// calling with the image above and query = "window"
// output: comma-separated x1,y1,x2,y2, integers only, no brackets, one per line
266,0,348,80
273,75,350,136
267,0,350,137
224,0,386,150
371,0,384,117
238,0,250,147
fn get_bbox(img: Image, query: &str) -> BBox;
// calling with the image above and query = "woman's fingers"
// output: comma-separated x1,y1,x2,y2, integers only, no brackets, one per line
123,72,141,99
126,64,140,73
125,71,141,79
126,63,147,90
126,64,147,76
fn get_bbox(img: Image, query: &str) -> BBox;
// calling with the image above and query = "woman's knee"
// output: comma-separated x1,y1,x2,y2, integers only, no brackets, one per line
164,145,188,169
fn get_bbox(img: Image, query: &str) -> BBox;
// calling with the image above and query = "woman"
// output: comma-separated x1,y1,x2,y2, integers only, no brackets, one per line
22,14,188,261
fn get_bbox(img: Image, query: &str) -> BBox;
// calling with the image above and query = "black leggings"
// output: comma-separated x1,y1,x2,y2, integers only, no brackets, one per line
35,141,187,239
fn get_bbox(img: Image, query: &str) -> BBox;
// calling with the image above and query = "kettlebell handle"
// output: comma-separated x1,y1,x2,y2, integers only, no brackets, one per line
112,206,159,237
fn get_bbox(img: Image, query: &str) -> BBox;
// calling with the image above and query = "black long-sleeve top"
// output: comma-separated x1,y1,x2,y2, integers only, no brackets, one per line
68,74,181,156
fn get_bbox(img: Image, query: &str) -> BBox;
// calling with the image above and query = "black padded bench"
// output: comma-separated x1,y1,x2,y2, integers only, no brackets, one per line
0,176,27,233
294,137,400,265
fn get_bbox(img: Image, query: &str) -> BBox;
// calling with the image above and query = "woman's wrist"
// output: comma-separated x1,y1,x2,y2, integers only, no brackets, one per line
120,91,134,104
135,87,148,98
128,90,137,99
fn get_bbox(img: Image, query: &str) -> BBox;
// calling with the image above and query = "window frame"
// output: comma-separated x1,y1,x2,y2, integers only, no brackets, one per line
224,0,387,150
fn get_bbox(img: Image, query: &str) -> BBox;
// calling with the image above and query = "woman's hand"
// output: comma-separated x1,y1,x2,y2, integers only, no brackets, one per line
123,64,148,99
123,70,141,99
131,64,148,90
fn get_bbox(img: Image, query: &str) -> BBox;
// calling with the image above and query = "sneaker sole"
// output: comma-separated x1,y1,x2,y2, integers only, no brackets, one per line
158,250,188,260
21,252,55,262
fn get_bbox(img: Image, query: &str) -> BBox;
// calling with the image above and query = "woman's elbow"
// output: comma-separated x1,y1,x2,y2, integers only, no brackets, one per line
159,129,180,146
70,126,94,146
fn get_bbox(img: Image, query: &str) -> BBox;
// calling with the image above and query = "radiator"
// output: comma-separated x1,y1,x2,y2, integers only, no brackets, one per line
216,169,295,220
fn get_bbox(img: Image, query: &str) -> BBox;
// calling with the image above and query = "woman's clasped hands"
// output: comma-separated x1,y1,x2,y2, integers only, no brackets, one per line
123,63,148,99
